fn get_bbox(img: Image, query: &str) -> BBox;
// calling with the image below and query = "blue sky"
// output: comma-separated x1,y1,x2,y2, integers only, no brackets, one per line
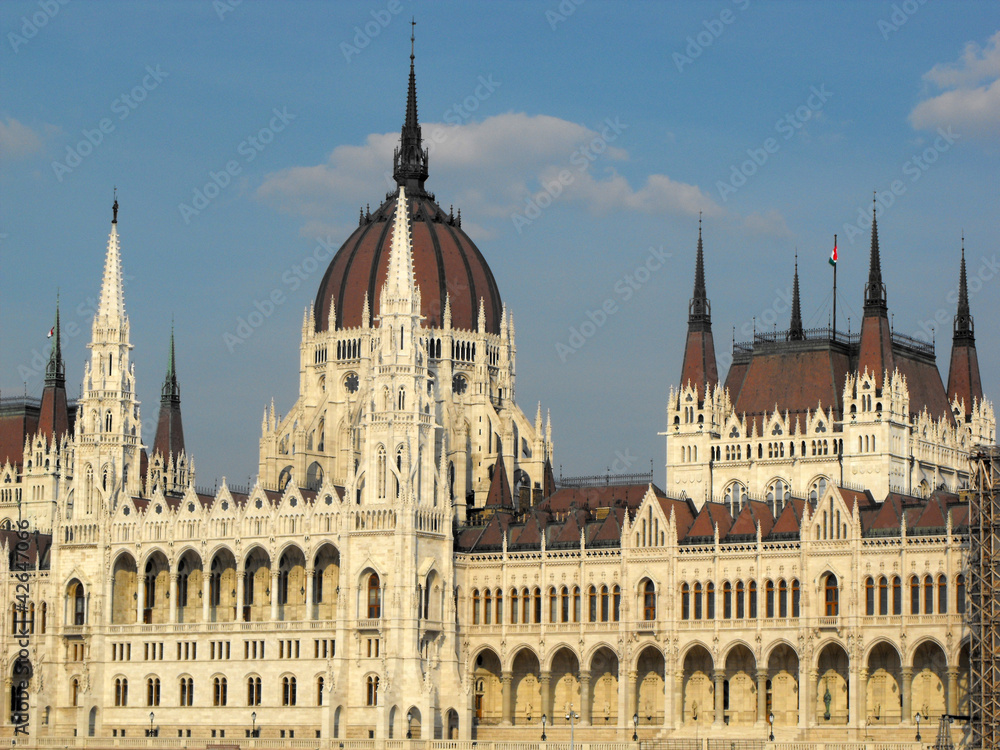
2,1,998,489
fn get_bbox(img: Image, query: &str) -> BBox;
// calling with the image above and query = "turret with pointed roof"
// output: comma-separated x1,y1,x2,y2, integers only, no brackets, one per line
947,238,984,417
38,298,69,441
153,328,185,460
857,202,894,380
679,217,718,398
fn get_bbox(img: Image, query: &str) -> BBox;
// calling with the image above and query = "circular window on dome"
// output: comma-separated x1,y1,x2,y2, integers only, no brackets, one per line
453,374,467,395
345,372,359,394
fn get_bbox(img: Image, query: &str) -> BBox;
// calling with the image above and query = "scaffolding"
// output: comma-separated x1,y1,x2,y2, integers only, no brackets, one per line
970,447,1000,750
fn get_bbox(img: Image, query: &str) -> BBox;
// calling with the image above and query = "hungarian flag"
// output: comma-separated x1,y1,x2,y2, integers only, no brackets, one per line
828,239,838,267
47,326,54,338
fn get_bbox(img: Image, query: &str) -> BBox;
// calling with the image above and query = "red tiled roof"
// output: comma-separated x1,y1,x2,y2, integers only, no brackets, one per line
948,341,983,416
485,458,514,509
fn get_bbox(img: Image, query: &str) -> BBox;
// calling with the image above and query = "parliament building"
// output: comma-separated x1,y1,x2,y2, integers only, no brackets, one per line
0,48,992,746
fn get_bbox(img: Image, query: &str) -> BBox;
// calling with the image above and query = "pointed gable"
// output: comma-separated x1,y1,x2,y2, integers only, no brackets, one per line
729,500,775,538
769,498,805,538
484,458,514,509
683,502,733,542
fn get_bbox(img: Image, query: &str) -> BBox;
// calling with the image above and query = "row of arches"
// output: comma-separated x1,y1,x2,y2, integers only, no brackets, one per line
863,574,965,616
471,585,623,625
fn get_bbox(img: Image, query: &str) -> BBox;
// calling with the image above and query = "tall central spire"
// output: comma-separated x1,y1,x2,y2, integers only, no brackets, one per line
864,197,887,315
954,236,974,342
98,196,126,325
392,20,429,193
788,255,804,341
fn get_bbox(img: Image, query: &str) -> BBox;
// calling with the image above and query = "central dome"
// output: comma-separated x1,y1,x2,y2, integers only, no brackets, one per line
313,48,502,335
314,191,502,334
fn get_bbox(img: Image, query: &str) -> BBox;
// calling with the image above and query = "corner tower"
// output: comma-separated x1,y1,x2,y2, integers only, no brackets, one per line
678,217,718,399
947,238,984,418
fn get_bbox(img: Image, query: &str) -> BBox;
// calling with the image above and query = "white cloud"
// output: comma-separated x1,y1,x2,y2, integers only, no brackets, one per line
910,31,1000,139
0,117,44,159
257,112,759,237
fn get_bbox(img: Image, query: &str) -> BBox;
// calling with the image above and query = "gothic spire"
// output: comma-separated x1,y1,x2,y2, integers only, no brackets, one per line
392,20,429,193
386,186,415,298
688,212,710,326
45,295,65,387
788,254,804,341
864,196,887,315
98,194,126,324
39,296,69,441
154,328,185,460
954,235,973,342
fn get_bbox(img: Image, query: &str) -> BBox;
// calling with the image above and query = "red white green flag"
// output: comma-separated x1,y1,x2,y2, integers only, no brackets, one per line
828,239,838,267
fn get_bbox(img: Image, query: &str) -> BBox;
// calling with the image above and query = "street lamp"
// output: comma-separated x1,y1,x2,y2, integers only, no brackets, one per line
915,712,922,742
251,711,257,738
149,711,154,737
541,713,547,742
566,708,580,750
768,711,774,742
632,712,639,742
407,711,413,740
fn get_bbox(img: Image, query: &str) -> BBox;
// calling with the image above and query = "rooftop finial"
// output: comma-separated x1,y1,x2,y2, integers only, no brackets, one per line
393,21,429,192
954,234,974,341
789,252,804,341
411,17,416,60
864,193,887,314
688,217,710,326
112,187,119,224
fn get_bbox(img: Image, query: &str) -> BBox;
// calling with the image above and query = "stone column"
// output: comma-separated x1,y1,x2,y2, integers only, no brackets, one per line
169,573,178,624
305,566,315,620
713,670,725,726
136,574,145,624
580,670,592,725
757,670,768,725
628,670,638,730
901,667,913,724
271,569,280,621
236,565,245,621
675,672,685,728
849,663,859,728
539,671,551,722
501,671,514,726
803,668,817,728
202,572,210,622
947,667,959,715
858,668,868,730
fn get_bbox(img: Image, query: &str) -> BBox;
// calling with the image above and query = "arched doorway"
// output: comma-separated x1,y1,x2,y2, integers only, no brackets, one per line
724,644,756,726
473,648,502,726
589,647,619,725
636,646,665,727
175,550,203,623
312,543,340,620
9,658,30,724
816,643,850,724
512,648,541,725
867,642,902,725
682,645,714,727
550,647,580,723
766,644,799,726
912,641,947,721
446,708,459,739
111,553,137,624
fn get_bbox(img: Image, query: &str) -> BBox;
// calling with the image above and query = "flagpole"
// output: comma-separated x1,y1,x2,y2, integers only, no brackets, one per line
832,233,837,335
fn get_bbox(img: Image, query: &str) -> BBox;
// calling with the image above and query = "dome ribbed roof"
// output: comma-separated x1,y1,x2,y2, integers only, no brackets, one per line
314,192,502,333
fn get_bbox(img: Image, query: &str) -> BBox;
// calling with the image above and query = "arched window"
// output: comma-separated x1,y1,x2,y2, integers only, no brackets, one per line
924,575,934,614
824,574,839,616
706,582,715,619
472,590,480,625
282,676,297,706
181,677,194,707
681,583,690,620
749,580,758,618
534,587,542,623
938,575,948,614
791,579,800,617
643,580,656,620
548,587,557,623
213,677,227,706
600,586,609,622
560,587,570,623
483,590,492,625
147,677,161,707
957,574,966,614
495,588,503,623
572,586,580,622
367,574,381,619
511,589,520,624
115,678,128,707
766,579,775,618
613,585,621,622
376,445,387,500
878,576,889,615
71,679,79,707
723,581,733,618
693,582,703,620
317,676,325,706
865,577,875,616
736,580,745,619
588,586,598,622
246,677,260,707
366,675,379,706
910,576,920,614
778,579,788,618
